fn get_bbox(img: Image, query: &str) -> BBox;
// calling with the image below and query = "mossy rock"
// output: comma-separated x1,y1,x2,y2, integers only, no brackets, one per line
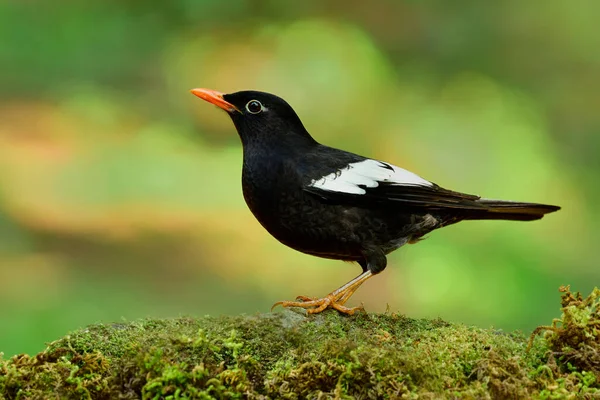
1,287,599,399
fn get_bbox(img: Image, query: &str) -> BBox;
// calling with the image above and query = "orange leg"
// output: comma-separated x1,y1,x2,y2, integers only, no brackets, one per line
271,270,374,315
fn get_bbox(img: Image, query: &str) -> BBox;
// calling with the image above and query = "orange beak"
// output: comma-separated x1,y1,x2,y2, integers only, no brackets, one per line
190,88,240,113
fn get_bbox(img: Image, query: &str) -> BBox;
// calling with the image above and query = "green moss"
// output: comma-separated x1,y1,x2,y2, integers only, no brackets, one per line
528,285,600,398
2,288,599,399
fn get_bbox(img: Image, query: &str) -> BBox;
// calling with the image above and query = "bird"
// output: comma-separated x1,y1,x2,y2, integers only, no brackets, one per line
190,88,560,315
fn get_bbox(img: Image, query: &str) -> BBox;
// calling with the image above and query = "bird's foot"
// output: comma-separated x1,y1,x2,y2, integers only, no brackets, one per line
271,270,373,315
272,294,364,315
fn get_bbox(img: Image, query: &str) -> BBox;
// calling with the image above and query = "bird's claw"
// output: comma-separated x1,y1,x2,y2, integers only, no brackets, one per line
271,270,373,315
295,295,315,302
271,293,365,315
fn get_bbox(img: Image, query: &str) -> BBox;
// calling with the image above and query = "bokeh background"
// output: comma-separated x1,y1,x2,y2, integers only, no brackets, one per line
1,1,598,357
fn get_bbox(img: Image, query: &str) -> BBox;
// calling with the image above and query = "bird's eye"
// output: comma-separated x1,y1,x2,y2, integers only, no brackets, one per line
246,100,263,114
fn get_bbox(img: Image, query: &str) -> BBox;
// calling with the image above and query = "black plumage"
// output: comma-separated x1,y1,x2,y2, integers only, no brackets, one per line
191,88,560,314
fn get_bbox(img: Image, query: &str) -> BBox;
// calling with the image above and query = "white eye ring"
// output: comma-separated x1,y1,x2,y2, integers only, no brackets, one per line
245,100,263,114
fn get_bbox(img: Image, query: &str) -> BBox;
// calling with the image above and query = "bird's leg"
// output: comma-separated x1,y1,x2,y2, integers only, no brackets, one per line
271,270,374,315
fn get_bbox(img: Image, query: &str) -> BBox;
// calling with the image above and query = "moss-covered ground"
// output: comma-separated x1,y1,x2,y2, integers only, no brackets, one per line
1,286,599,399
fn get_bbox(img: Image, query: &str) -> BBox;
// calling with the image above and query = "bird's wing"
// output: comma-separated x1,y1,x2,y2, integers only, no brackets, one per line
303,158,485,210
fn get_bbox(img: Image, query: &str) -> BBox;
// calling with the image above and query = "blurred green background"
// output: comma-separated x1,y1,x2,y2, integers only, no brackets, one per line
0,1,598,358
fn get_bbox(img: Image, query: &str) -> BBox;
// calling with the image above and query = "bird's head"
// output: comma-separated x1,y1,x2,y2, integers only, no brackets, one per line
191,89,315,147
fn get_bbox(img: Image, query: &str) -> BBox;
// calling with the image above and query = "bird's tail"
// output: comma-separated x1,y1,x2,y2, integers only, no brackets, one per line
462,199,561,221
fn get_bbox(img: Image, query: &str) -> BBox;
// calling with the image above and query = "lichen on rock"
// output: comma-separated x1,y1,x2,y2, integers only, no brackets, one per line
1,287,599,399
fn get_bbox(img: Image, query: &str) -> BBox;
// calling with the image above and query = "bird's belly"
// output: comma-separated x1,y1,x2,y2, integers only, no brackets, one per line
243,188,359,259
244,185,438,260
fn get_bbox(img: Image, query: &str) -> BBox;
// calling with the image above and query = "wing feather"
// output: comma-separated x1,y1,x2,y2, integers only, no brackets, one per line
305,158,483,210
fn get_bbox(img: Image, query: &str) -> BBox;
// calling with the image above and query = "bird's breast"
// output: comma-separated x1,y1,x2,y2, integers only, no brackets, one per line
240,155,286,225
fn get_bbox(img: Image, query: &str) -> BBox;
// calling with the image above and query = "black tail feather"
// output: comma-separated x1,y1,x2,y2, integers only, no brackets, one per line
462,199,561,221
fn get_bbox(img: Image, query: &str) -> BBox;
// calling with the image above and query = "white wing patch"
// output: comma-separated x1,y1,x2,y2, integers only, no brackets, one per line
309,159,432,195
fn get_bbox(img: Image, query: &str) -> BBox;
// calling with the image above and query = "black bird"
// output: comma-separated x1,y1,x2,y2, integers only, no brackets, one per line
190,88,560,315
